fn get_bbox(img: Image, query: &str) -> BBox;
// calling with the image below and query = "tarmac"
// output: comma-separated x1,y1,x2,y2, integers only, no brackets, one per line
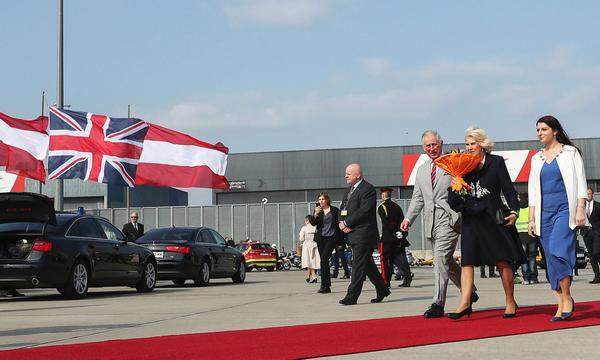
1,266,599,359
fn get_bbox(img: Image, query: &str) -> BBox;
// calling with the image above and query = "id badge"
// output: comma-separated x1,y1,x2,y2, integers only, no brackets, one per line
341,210,348,216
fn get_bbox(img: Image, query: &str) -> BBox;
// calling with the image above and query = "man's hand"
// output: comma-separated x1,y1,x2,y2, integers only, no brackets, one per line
339,221,352,233
504,214,517,227
400,219,410,232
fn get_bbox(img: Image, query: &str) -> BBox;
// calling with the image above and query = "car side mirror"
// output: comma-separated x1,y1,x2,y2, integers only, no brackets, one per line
226,240,235,247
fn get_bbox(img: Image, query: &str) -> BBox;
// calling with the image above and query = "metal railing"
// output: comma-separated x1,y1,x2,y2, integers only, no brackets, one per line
86,199,429,254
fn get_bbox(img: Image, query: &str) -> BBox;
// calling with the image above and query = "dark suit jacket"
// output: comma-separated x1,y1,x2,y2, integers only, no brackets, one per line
122,222,144,241
582,200,600,255
340,180,379,248
309,205,343,245
378,199,410,247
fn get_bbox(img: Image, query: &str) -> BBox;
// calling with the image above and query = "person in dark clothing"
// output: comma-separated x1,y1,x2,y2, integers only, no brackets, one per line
516,193,540,284
311,192,344,293
122,212,144,242
338,163,390,305
480,265,498,278
447,127,525,319
331,240,351,279
377,187,413,287
582,187,600,283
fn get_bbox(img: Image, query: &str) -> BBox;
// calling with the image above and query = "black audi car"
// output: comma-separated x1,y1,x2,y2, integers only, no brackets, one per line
136,227,246,286
0,193,157,298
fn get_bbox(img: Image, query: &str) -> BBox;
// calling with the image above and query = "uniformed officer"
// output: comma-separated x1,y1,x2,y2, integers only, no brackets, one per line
377,187,413,287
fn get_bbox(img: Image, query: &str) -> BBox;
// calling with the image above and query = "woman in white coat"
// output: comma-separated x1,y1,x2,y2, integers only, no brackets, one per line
528,116,588,321
300,215,321,283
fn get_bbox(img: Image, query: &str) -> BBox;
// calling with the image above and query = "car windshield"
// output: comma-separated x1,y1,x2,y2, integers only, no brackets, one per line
137,228,196,243
250,244,272,250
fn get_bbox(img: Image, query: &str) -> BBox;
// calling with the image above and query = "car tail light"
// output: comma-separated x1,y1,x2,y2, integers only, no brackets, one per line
165,245,190,254
32,239,52,252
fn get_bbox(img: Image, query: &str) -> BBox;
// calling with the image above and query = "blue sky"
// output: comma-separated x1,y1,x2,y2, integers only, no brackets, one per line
2,1,600,203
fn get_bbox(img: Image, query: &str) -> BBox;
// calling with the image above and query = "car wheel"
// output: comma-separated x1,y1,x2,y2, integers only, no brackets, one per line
136,261,157,293
266,266,275,272
232,260,246,284
246,265,253,272
172,279,186,286
61,260,89,299
194,261,211,287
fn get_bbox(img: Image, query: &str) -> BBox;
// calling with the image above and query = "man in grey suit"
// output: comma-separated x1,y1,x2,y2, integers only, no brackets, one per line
400,130,478,318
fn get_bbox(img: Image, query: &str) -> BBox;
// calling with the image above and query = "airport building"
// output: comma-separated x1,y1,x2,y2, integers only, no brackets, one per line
216,137,600,205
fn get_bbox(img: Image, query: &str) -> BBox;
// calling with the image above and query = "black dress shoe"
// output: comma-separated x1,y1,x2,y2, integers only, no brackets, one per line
339,298,357,305
470,292,479,304
424,303,444,318
589,278,600,284
331,272,339,279
341,274,351,279
447,306,473,320
400,273,414,287
480,273,487,278
317,287,331,294
371,288,391,303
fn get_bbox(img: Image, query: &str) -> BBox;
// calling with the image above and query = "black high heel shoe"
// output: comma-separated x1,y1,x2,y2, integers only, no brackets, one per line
503,304,519,318
447,306,473,320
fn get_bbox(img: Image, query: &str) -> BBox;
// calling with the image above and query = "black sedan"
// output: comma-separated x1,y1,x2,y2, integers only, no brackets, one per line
0,193,157,298
136,227,246,286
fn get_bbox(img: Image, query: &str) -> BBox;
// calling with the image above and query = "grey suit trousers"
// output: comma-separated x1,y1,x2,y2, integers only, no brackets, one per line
429,208,462,308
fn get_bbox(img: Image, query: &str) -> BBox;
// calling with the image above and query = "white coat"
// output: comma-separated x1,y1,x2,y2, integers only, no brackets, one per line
528,145,589,235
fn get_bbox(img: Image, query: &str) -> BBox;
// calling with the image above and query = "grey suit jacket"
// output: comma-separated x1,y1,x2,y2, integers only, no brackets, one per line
404,158,460,239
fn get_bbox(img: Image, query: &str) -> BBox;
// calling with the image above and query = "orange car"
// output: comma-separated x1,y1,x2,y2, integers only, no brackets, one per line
235,242,277,272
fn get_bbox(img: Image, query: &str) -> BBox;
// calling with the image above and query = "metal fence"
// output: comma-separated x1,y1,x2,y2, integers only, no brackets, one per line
85,199,429,254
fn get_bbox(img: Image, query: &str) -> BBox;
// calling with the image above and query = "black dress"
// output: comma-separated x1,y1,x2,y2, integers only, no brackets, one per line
448,154,526,266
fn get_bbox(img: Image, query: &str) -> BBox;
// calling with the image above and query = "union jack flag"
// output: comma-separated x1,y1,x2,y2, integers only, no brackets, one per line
47,107,149,187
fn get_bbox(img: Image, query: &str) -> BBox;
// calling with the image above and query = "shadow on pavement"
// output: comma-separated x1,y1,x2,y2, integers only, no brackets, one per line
0,323,137,337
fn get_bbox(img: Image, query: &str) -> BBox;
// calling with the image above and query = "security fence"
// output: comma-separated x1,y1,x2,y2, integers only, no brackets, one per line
86,199,429,254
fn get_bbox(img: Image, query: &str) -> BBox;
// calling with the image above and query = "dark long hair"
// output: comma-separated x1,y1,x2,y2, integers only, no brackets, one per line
536,115,579,152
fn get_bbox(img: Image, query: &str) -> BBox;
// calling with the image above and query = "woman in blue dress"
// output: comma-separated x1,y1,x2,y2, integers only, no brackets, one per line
528,116,588,321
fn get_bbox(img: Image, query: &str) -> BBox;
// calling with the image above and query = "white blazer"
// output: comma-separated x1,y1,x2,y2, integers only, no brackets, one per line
528,145,589,235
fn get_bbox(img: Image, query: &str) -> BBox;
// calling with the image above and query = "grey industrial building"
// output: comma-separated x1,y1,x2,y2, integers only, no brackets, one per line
216,137,600,205
23,180,188,210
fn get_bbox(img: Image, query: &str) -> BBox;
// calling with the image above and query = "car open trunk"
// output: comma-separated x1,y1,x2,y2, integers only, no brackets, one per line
0,193,56,262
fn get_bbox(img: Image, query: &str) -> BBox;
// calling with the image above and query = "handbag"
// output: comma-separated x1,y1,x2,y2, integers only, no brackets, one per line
296,245,302,257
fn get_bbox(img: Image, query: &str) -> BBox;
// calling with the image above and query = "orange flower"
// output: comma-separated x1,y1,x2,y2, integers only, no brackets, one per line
434,152,483,192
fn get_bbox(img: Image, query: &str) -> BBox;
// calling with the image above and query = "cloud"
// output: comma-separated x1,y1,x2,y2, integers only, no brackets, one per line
416,60,524,79
360,57,393,77
155,84,461,133
225,0,330,27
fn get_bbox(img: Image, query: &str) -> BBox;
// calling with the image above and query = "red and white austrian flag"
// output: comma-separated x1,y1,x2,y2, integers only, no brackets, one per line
0,112,48,182
135,123,229,189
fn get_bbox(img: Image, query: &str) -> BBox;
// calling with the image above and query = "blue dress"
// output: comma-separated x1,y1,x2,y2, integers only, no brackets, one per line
539,159,576,291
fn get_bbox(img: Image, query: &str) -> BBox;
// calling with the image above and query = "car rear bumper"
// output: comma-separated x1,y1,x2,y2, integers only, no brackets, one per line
245,259,277,268
155,260,195,279
0,258,63,288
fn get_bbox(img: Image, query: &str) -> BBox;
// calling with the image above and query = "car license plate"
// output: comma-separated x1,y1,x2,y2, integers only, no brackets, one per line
260,253,270,256
153,251,164,259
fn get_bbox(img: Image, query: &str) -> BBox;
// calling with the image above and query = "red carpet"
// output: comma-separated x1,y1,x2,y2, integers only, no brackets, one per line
4,300,600,359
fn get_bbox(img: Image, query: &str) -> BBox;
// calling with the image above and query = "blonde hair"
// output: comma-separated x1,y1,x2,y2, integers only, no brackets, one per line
465,126,494,152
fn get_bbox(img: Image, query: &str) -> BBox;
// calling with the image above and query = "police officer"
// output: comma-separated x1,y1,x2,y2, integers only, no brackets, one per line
377,187,413,287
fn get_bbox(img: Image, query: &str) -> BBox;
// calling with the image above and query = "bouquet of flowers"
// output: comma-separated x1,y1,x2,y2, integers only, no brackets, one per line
434,152,483,194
